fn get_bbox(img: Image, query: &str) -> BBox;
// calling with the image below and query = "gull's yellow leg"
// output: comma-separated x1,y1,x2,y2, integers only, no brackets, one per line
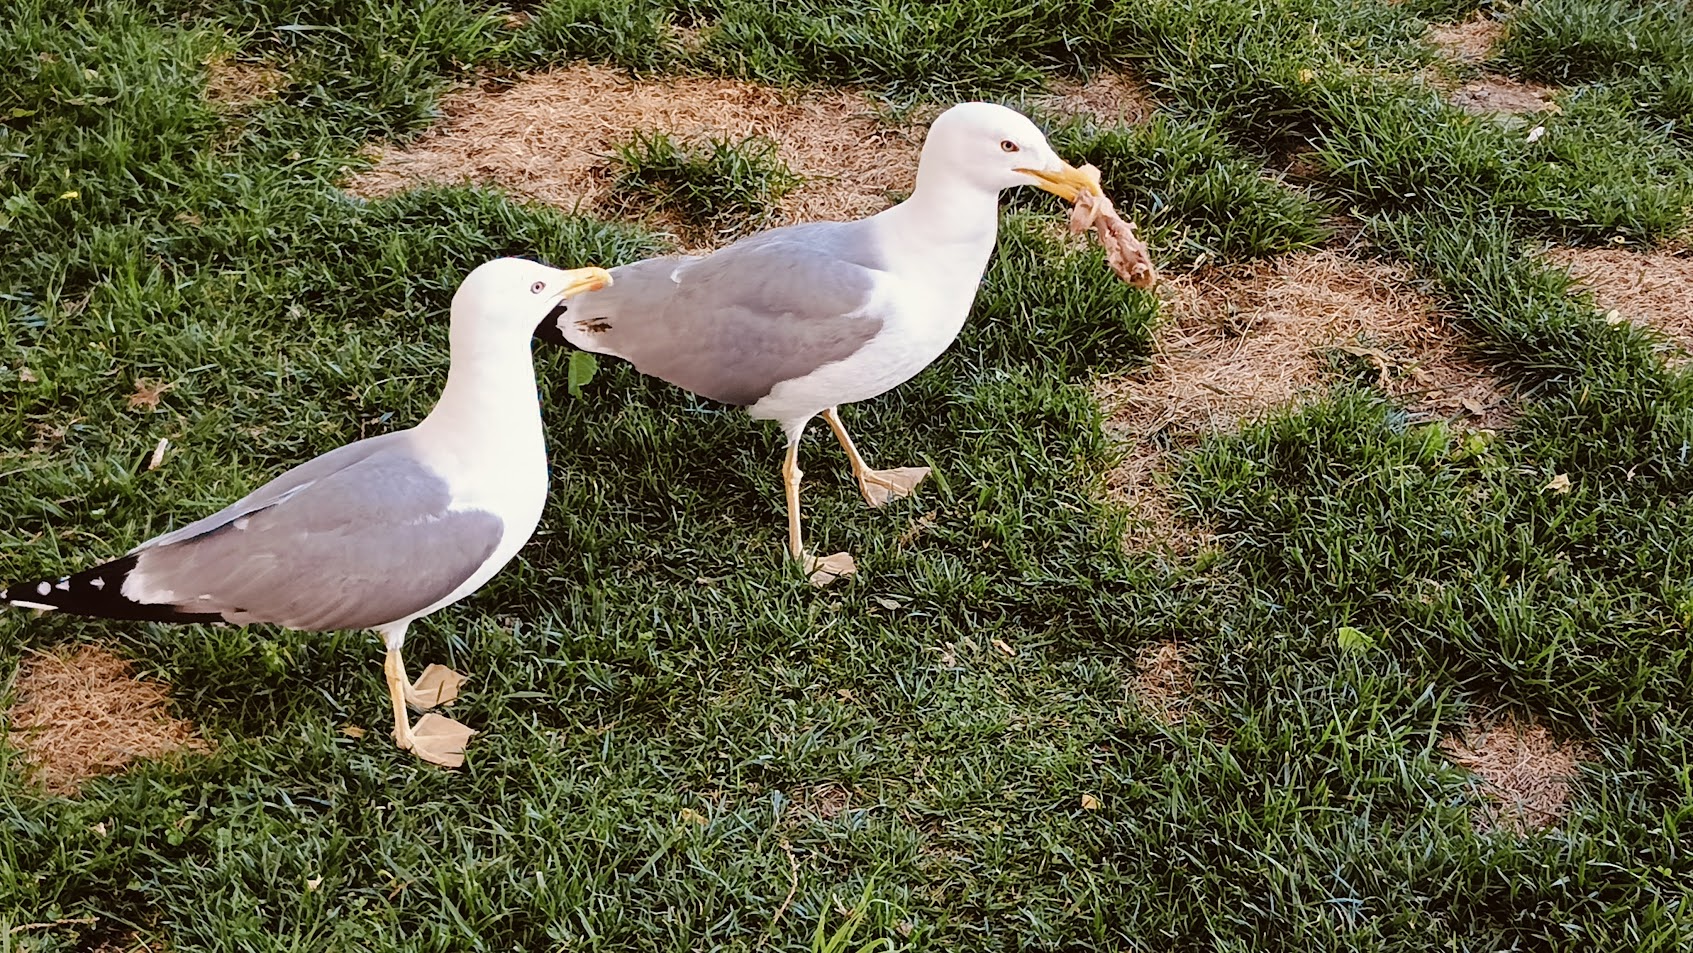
783,438,805,562
782,431,856,586
821,406,930,508
387,635,466,710
384,647,414,749
382,630,474,768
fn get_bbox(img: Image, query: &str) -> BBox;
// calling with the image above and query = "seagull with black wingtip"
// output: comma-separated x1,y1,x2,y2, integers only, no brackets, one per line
536,101,1101,585
3,258,612,767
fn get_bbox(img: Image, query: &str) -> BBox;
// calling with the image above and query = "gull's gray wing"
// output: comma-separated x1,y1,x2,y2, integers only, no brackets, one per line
139,431,411,550
558,221,889,406
122,436,503,631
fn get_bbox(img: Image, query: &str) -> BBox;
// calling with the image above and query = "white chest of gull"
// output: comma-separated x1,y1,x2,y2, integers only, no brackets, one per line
537,102,1098,584
2,259,612,767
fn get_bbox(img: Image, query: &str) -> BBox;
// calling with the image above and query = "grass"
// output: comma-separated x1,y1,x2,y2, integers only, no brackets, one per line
3,0,1693,949
1033,114,1331,263
1498,0,1693,139
611,129,802,236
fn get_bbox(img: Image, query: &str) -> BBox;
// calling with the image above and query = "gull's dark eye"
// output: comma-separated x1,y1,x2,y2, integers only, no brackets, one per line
530,280,546,294
1000,139,1019,153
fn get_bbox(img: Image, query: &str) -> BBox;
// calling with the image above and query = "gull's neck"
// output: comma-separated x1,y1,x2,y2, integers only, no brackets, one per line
873,166,1003,271
416,321,543,452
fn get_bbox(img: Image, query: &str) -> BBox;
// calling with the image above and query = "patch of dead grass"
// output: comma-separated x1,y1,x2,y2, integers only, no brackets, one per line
6,643,209,795
1130,640,1195,725
1040,71,1157,123
348,65,923,236
1108,450,1216,555
1427,15,1506,64
1440,713,1590,834
1546,245,1693,365
203,53,287,111
1450,76,1559,115
1100,251,1516,551
796,781,855,820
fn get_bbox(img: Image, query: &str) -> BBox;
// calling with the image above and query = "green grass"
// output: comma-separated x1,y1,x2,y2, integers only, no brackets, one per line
4,0,1693,949
611,130,802,236
1498,0,1693,139
1034,114,1331,263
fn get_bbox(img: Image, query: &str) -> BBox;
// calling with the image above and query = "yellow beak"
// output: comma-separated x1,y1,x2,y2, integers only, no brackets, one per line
1016,162,1104,202
554,266,614,299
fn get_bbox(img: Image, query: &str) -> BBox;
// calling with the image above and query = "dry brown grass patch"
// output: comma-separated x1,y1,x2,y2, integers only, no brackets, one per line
796,781,855,820
1040,71,1157,123
1428,15,1505,64
1130,640,1195,725
1546,246,1693,365
6,643,209,795
1450,76,1559,115
348,65,923,236
1440,713,1590,834
1107,448,1216,555
1098,251,1514,551
204,53,287,111
1105,251,1514,433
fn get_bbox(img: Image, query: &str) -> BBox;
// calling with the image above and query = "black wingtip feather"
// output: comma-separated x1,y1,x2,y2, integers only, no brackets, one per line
2,554,224,624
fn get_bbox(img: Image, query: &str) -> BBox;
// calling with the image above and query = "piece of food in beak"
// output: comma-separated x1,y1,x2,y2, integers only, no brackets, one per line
1065,164,1156,289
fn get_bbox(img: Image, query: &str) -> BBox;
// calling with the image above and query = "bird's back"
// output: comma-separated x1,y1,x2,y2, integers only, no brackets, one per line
552,221,890,407
3,430,506,631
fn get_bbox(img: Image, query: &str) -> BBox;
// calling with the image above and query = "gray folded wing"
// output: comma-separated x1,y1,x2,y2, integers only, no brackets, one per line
562,222,889,406
125,435,503,632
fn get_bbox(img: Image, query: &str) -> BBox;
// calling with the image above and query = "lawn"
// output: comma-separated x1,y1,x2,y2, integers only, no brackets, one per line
3,0,1692,949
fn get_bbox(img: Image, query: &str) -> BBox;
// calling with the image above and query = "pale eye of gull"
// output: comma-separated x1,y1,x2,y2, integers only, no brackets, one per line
1000,139,1019,153
530,280,546,294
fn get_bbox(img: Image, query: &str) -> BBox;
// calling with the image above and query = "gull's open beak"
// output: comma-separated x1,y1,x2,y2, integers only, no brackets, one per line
554,266,614,299
1016,161,1103,202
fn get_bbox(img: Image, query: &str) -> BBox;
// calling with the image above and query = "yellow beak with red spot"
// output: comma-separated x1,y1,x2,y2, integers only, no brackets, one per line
553,266,614,299
1016,162,1104,201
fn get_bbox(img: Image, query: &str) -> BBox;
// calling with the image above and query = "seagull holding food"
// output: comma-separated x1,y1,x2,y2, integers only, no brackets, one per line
2,258,612,767
536,102,1106,584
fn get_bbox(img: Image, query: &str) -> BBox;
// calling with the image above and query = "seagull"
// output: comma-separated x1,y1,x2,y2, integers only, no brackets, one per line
2,258,613,767
536,102,1098,583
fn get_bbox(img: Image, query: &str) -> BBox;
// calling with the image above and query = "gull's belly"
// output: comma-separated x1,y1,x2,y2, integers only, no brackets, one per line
748,284,974,428
403,425,549,623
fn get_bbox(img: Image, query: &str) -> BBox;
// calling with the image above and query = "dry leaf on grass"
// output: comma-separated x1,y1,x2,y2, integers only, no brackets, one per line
127,379,174,412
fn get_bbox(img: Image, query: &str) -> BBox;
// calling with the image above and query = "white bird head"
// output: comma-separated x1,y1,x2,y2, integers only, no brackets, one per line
453,258,613,338
919,102,1101,200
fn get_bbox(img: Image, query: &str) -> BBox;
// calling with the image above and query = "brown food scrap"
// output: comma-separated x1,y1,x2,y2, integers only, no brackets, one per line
1067,164,1156,289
